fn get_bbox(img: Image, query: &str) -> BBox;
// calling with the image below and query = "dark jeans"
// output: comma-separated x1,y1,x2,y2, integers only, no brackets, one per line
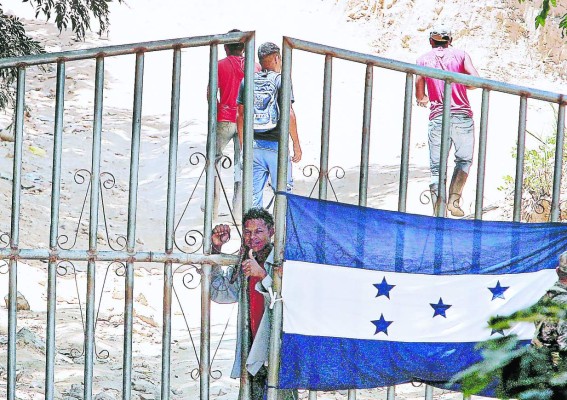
250,365,298,400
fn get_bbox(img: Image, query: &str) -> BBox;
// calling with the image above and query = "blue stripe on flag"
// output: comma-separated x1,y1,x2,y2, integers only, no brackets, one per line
279,333,518,395
284,194,567,275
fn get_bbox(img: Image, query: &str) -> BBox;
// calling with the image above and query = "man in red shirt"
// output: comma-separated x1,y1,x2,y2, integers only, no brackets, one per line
207,29,260,222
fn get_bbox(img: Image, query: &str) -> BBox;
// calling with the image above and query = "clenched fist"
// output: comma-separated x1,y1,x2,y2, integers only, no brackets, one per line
211,224,231,252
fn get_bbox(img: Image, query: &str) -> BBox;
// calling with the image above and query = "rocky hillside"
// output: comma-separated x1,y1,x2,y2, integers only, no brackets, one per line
343,0,567,91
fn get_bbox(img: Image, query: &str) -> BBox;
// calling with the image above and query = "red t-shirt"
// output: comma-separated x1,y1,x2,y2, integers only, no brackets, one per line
249,275,265,339
217,56,261,122
217,56,245,123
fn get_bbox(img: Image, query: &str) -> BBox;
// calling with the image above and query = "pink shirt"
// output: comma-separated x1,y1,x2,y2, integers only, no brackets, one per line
416,47,473,120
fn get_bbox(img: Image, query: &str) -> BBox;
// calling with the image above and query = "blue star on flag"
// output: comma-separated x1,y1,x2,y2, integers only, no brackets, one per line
430,298,452,318
373,277,396,299
488,280,510,300
371,314,393,335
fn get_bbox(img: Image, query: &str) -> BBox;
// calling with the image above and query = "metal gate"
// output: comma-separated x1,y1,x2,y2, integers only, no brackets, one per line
1,31,566,400
0,31,257,400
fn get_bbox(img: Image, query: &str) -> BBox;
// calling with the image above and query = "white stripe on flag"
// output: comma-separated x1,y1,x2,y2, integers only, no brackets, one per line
282,260,557,342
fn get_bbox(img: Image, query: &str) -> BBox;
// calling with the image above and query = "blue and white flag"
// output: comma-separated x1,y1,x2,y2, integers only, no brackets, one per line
279,194,567,393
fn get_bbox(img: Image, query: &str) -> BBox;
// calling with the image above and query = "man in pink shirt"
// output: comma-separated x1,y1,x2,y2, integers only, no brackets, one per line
415,25,479,217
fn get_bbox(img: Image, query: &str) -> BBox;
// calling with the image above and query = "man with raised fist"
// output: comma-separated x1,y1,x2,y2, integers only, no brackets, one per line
210,207,296,400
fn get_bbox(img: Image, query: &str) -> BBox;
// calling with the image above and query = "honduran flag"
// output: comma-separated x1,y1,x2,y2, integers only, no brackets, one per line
278,194,567,394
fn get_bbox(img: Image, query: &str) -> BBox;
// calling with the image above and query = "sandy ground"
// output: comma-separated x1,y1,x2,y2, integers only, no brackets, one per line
0,0,566,398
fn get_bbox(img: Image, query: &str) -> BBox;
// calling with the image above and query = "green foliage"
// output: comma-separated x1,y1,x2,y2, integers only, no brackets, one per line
0,5,44,110
0,0,122,113
498,105,565,203
453,299,567,399
22,0,123,41
519,0,567,37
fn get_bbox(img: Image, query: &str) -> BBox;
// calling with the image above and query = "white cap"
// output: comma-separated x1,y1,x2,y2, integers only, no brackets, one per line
430,25,452,42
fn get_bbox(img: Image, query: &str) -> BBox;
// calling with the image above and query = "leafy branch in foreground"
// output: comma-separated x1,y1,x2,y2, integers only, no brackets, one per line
0,7,44,110
453,299,567,399
519,0,567,37
0,0,123,114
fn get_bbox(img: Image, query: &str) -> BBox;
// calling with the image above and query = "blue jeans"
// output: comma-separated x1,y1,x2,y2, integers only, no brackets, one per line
428,114,474,184
253,140,293,208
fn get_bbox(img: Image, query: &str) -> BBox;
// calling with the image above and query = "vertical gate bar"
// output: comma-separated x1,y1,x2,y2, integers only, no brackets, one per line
266,37,293,400
204,44,218,243
359,64,372,207
7,66,25,400
350,63,374,400
309,52,335,400
436,80,452,217
200,43,218,400
550,104,565,222
123,51,145,399
427,79,452,399
46,60,65,399
242,33,255,212
513,96,527,222
474,89,490,220
319,54,332,200
161,262,173,399
425,385,433,399
398,72,413,212
239,35,255,400
200,263,212,400
161,47,182,400
84,56,105,400
392,71,414,400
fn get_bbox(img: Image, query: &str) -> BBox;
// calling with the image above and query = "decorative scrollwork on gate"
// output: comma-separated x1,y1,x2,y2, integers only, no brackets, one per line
0,259,8,275
56,260,124,360
420,188,435,210
174,151,241,254
57,169,126,251
302,164,346,202
171,263,235,381
0,231,10,249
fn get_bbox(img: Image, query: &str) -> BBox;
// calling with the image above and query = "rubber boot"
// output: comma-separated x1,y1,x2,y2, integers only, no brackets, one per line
447,170,468,217
429,183,443,216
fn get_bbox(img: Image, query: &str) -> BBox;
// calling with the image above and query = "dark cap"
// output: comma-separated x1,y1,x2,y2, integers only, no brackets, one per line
258,42,280,61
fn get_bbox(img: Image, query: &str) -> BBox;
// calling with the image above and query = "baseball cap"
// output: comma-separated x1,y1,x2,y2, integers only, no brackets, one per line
258,42,280,61
559,251,567,272
430,25,452,42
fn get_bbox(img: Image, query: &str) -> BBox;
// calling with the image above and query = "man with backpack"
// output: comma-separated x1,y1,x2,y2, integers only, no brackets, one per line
236,42,302,209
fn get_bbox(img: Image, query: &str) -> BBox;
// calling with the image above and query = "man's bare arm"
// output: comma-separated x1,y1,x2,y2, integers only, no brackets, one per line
236,104,244,147
289,105,302,163
415,75,429,107
463,52,480,90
